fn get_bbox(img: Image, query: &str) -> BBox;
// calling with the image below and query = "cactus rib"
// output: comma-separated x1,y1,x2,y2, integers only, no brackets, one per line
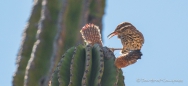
69,45,85,86
50,68,59,86
117,69,125,86
82,44,92,86
101,47,119,86
57,47,75,86
90,44,104,86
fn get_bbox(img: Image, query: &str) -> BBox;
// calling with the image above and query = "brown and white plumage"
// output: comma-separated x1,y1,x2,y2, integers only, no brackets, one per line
108,22,144,68
108,22,144,54
114,50,142,69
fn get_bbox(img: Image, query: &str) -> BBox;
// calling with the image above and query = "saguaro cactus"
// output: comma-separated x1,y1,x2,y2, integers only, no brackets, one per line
13,0,106,86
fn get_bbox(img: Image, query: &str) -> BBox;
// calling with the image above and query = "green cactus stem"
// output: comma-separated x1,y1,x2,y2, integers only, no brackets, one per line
82,44,92,86
90,44,104,86
50,68,59,86
24,0,63,85
50,44,125,86
117,69,125,86
101,47,120,86
13,0,42,86
69,45,85,86
57,47,75,86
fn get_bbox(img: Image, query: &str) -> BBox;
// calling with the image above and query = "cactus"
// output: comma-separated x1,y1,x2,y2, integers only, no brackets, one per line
50,44,125,86
13,0,106,86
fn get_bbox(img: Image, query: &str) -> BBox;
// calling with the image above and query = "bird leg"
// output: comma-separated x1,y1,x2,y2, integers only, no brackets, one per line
109,48,123,52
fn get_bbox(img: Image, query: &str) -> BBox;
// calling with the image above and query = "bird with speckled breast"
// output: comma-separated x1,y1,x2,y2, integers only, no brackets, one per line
108,22,144,54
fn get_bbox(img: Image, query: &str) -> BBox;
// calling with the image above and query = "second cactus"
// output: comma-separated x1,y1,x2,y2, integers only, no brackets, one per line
50,44,125,86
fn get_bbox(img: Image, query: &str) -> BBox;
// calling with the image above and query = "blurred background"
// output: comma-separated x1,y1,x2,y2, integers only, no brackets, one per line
0,0,188,86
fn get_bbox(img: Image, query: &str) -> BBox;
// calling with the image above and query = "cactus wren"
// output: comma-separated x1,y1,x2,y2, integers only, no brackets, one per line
108,22,144,54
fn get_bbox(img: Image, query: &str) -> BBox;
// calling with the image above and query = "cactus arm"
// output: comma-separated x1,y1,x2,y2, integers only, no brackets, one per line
24,0,65,85
81,44,92,86
101,47,119,86
69,45,85,86
13,0,42,86
117,69,125,86
57,47,75,86
90,44,104,86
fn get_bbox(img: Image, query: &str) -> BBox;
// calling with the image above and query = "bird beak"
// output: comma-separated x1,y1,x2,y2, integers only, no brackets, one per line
107,32,118,39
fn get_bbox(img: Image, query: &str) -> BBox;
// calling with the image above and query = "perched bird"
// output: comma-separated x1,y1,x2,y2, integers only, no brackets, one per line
108,22,144,68
108,22,144,54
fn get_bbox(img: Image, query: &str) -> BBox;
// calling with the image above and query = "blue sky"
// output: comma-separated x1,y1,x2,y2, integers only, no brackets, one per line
1,0,188,86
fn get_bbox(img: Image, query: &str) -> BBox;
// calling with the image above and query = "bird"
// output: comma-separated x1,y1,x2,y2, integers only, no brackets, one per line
108,22,144,54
